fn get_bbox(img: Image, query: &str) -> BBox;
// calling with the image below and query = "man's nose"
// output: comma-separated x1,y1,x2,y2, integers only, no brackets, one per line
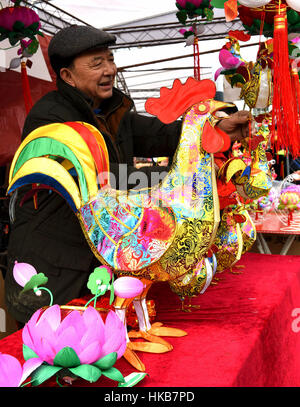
103,61,116,75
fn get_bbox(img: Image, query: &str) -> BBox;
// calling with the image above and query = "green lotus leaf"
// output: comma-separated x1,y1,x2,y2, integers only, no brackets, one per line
31,364,62,386
176,10,187,25
23,344,39,361
69,364,102,383
26,38,39,54
204,8,214,21
28,21,40,33
12,21,25,32
101,367,125,383
21,273,48,293
109,274,115,305
185,2,196,12
118,372,148,388
93,352,117,370
8,32,20,46
53,347,81,368
202,0,211,7
211,0,226,8
87,267,111,295
0,33,8,41
287,9,300,25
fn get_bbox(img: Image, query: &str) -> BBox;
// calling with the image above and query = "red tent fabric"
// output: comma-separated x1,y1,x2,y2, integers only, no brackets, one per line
0,34,55,167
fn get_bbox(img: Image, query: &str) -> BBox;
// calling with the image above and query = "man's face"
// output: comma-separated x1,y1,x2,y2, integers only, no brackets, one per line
62,47,117,108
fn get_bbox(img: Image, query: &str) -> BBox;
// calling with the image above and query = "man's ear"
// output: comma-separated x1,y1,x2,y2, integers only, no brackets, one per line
60,67,75,87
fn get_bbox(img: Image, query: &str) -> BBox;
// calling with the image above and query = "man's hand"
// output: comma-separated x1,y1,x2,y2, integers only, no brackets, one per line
292,170,300,181
216,111,253,144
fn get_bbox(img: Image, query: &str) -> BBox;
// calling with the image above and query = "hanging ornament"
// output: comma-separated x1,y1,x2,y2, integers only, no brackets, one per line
0,3,42,55
176,1,214,81
0,1,43,113
238,1,300,37
286,0,300,12
238,0,272,7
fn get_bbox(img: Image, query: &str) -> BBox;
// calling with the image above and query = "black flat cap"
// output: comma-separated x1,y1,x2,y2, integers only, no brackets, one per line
48,25,116,75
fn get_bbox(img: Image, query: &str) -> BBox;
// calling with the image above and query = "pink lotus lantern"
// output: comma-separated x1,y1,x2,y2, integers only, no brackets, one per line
0,4,42,56
175,0,214,23
21,305,127,385
0,6,40,32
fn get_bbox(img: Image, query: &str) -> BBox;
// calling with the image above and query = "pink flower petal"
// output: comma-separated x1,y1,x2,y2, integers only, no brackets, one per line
80,322,104,349
36,305,61,331
56,310,83,338
13,262,37,287
0,353,22,387
19,358,43,385
54,325,80,356
31,319,57,354
78,341,102,365
101,333,125,359
22,324,35,350
32,336,56,364
104,311,124,338
83,306,105,331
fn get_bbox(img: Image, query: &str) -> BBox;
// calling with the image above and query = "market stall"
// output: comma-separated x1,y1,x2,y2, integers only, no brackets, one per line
0,0,300,389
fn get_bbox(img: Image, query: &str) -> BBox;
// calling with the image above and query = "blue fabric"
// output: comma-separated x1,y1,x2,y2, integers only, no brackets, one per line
7,173,78,212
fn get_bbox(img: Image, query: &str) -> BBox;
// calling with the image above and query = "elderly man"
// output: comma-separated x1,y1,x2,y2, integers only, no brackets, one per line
5,25,251,325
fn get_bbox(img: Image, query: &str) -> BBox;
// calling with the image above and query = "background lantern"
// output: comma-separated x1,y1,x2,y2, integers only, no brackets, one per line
237,0,272,7
286,0,300,12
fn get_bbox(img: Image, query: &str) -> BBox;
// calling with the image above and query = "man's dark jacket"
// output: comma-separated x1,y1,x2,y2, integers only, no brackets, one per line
5,78,181,323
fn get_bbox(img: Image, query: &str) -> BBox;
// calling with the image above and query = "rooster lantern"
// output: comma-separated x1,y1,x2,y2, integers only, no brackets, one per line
7,78,271,371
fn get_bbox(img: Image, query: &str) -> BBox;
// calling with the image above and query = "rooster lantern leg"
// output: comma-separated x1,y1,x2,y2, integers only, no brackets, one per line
7,78,235,371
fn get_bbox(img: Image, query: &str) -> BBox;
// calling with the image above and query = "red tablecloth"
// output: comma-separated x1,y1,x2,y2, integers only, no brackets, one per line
250,210,300,235
1,252,300,387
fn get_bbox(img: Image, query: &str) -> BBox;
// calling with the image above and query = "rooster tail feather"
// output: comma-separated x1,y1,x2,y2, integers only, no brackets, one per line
8,122,110,206
7,157,81,212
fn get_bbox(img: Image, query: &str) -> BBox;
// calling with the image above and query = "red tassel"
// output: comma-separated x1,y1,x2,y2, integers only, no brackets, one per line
271,7,300,158
21,61,33,114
